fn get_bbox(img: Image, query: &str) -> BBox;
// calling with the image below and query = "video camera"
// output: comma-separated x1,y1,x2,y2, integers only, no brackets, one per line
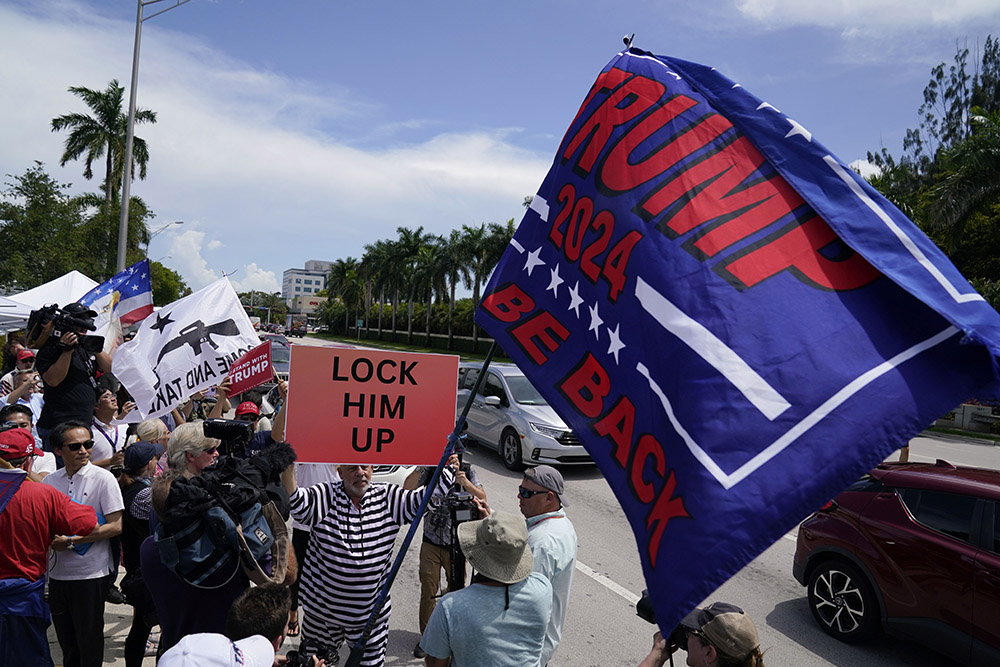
285,638,337,666
202,418,255,458
26,303,100,350
445,461,478,524
636,589,687,662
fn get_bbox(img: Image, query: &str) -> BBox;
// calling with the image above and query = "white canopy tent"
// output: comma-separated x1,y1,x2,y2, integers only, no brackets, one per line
0,270,99,334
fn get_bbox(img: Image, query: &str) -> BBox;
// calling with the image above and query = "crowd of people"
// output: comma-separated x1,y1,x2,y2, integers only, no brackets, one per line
0,301,765,667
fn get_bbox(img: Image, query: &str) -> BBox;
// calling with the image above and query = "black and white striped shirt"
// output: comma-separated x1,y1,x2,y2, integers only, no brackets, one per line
290,481,423,628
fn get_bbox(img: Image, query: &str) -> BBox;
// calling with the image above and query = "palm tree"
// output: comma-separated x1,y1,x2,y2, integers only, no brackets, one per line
414,238,447,346
51,80,156,275
486,218,517,271
327,257,361,333
395,226,432,344
926,107,1000,249
362,240,393,340
458,224,491,348
442,230,465,350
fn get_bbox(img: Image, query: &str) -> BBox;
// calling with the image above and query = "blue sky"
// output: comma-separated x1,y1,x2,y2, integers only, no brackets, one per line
2,0,998,294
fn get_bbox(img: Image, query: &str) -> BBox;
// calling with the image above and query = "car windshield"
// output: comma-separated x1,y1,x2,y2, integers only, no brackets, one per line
271,345,291,367
505,375,548,405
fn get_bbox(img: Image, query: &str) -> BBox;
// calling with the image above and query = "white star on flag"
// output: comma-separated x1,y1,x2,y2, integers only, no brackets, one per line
588,302,603,340
546,265,564,298
567,282,584,318
607,323,626,364
785,118,812,142
523,248,545,277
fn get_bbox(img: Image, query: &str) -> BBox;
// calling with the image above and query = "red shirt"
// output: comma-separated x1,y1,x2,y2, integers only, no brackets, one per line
0,480,97,581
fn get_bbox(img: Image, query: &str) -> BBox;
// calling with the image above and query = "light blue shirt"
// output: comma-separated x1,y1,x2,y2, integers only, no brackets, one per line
420,572,552,667
527,509,577,666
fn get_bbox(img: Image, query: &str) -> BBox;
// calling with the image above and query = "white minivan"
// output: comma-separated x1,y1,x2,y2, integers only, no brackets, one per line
456,362,591,471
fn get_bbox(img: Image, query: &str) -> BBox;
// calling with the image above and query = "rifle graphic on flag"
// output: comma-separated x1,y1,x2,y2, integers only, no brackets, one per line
112,278,261,422
475,47,1000,636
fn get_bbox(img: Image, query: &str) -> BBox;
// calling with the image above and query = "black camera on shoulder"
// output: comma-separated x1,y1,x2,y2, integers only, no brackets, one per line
26,303,99,349
636,589,687,660
285,638,337,666
446,461,478,524
202,418,255,458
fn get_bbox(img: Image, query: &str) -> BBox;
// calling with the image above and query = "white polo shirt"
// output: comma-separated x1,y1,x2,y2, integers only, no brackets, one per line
42,462,124,580
90,417,124,464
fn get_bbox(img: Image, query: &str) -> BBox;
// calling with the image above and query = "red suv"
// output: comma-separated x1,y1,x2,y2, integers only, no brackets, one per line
793,460,1000,665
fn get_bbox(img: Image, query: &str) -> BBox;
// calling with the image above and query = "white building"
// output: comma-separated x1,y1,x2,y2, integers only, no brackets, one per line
282,260,333,304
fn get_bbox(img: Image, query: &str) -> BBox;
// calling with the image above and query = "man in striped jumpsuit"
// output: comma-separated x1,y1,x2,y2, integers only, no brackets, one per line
284,463,423,666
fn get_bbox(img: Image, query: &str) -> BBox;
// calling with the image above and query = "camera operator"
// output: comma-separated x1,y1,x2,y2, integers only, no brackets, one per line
403,453,486,659
35,303,112,451
638,602,765,667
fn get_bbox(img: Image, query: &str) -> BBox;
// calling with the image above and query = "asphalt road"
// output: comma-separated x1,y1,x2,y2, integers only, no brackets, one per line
79,335,998,666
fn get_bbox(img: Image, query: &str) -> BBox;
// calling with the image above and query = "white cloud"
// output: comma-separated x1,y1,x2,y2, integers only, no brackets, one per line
230,263,281,294
167,229,220,289
850,159,880,179
0,2,548,292
735,0,999,29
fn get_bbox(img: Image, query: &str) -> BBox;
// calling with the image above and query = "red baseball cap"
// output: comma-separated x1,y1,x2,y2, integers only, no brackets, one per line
235,401,260,416
17,349,35,362
0,428,38,459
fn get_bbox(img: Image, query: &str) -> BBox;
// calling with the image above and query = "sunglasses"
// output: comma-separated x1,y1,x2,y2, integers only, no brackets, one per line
238,414,260,422
517,486,548,499
202,446,218,455
64,439,95,451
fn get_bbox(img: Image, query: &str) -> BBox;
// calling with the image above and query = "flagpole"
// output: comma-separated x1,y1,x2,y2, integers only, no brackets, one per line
344,342,499,667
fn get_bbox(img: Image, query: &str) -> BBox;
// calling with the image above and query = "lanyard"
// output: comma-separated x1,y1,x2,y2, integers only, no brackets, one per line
92,418,119,453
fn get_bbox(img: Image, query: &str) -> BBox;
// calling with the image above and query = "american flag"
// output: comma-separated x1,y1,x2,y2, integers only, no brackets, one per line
79,259,154,349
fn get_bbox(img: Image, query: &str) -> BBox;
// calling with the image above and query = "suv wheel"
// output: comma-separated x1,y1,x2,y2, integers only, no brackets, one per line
807,560,880,642
500,428,526,471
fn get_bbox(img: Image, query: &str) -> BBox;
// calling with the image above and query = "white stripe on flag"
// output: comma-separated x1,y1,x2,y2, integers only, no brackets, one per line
635,276,791,420
823,156,984,305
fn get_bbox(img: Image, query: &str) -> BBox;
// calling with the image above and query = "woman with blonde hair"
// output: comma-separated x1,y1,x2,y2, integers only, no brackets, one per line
166,421,220,477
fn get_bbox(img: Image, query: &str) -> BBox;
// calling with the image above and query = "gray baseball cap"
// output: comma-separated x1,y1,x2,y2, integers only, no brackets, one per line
524,464,567,506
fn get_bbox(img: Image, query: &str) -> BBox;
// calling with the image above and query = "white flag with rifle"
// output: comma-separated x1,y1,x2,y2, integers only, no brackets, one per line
112,278,261,422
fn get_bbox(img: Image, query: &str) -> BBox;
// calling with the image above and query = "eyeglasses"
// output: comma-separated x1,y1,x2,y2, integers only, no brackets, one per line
517,486,548,499
238,414,259,422
64,439,95,451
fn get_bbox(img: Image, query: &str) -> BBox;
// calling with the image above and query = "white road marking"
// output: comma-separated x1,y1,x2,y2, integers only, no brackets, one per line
574,560,640,605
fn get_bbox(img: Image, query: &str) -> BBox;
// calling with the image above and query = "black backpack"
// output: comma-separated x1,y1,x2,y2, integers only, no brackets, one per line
154,449,292,588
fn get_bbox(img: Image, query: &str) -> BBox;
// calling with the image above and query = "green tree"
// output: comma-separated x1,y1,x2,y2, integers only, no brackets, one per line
150,260,191,305
0,162,87,290
442,229,465,350
239,290,289,326
867,35,1000,268
326,258,362,333
51,80,157,275
75,192,154,280
926,108,1000,247
361,240,394,340
394,226,433,344
414,237,447,345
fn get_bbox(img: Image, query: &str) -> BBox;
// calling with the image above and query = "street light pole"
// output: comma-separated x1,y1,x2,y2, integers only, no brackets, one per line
117,0,193,273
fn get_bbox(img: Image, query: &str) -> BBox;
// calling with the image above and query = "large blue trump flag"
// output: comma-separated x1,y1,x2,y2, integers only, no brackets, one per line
476,48,1000,633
